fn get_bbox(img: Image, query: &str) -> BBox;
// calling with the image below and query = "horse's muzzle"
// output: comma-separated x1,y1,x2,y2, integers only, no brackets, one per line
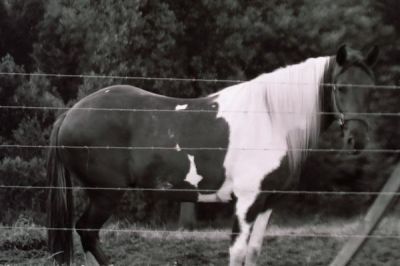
342,120,369,154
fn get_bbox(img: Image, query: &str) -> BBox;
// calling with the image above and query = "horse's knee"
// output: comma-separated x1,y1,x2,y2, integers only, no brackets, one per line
77,228,99,251
76,218,98,250
77,228,109,265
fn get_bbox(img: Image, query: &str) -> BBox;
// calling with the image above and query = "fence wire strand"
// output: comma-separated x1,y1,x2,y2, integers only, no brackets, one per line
0,184,399,196
2,143,400,154
0,71,399,89
1,104,400,118
1,225,399,239
1,71,399,241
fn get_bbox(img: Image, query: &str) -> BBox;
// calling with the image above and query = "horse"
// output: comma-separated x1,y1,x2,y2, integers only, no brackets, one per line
47,45,379,266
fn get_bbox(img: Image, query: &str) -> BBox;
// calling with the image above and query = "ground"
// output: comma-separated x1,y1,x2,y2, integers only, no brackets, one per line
0,216,399,265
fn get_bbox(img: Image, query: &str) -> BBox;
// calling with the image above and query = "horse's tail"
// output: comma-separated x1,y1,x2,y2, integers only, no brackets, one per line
47,113,74,264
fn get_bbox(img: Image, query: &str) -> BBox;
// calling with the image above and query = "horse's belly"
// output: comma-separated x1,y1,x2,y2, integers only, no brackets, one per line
132,149,226,190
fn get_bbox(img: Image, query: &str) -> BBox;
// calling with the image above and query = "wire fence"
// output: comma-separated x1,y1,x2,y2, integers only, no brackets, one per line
1,104,400,118
1,184,399,196
0,71,400,89
2,225,399,239
1,72,399,239
2,143,400,154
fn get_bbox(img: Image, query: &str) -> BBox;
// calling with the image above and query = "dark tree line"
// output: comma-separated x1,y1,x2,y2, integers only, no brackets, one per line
0,0,399,225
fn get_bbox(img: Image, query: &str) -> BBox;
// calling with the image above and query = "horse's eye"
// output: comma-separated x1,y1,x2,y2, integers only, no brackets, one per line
337,85,347,93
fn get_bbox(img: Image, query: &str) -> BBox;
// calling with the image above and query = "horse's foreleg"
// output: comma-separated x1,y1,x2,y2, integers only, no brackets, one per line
229,193,260,266
76,191,123,266
230,214,251,266
229,190,270,266
245,209,273,266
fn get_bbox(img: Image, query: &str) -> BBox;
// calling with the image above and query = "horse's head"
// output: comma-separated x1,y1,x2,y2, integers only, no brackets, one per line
331,44,379,154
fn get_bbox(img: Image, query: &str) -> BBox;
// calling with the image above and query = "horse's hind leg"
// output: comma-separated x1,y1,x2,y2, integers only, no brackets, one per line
76,190,123,265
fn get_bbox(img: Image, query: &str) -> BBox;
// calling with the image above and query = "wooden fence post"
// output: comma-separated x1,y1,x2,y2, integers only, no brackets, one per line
330,163,400,266
178,202,197,229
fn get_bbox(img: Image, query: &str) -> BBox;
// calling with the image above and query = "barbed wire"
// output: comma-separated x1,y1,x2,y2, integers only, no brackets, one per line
2,144,400,154
0,104,400,118
0,71,399,89
0,184,399,196
1,225,399,239
1,73,399,242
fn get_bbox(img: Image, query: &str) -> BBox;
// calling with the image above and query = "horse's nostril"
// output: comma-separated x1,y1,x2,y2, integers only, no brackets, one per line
347,137,354,146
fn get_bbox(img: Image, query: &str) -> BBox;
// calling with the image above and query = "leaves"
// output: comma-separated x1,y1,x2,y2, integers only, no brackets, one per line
0,0,399,222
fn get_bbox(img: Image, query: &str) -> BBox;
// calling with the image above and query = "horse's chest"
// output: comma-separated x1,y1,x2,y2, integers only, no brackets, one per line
221,115,288,191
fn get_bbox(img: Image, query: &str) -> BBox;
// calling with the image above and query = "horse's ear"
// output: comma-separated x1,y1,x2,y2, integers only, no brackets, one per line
336,44,347,66
365,45,379,67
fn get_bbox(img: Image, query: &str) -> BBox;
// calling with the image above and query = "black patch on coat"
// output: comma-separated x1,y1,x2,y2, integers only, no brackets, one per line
231,215,240,244
244,81,336,223
59,86,230,202
245,155,295,224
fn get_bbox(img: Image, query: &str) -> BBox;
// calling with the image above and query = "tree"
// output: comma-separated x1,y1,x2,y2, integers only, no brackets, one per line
0,54,63,222
1,0,399,224
0,0,45,70
0,1,11,59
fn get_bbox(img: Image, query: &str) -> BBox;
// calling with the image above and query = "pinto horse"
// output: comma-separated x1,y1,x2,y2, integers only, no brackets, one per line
47,45,378,265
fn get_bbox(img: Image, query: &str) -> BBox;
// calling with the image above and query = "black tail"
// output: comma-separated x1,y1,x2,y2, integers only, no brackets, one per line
47,113,74,264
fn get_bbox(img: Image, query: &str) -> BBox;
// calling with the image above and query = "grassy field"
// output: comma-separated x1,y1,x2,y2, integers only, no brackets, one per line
0,215,399,265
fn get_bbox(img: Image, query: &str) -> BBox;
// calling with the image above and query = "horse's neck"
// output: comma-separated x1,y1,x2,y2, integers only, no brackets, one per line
215,80,268,112
215,56,331,150
215,81,273,148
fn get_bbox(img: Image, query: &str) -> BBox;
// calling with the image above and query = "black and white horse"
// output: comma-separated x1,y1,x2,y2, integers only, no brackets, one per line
47,45,378,265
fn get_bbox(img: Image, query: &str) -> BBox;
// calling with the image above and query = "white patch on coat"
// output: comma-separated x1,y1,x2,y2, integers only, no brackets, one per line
175,104,188,110
211,57,330,202
197,58,331,206
105,89,110,93
184,155,203,187
198,175,232,202
211,57,330,265
175,144,181,151
168,128,175,138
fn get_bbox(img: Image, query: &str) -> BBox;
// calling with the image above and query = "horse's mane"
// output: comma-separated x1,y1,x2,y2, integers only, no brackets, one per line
259,57,333,174
215,56,333,176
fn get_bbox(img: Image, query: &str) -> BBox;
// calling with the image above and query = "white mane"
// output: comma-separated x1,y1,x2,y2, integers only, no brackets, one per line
214,56,332,176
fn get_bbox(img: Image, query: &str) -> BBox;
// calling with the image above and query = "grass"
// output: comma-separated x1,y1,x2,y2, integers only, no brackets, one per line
1,214,399,265
0,215,46,250
0,215,48,265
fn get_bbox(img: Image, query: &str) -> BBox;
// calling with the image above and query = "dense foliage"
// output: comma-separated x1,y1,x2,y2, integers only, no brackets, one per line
0,0,399,224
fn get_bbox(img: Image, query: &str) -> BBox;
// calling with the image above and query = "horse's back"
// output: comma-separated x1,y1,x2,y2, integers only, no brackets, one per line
59,85,184,142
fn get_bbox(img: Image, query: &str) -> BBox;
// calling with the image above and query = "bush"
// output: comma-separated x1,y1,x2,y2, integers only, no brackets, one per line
0,214,46,251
